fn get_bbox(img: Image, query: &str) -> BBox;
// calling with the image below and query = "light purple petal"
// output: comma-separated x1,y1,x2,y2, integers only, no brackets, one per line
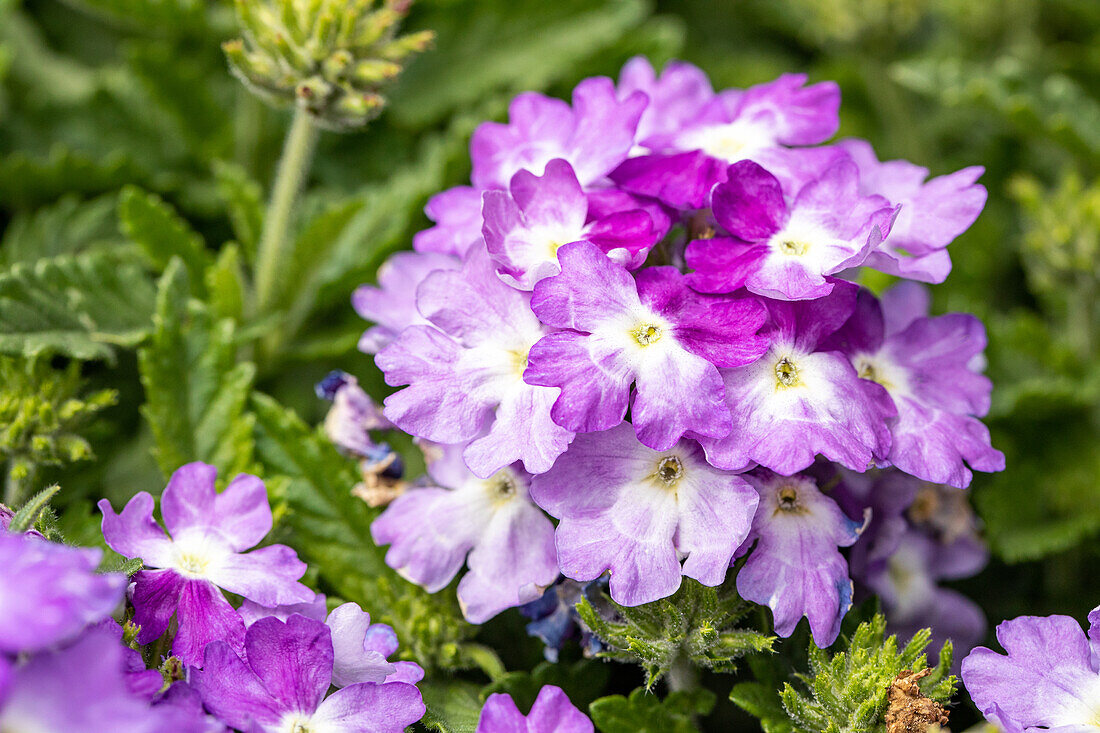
326,603,397,687
172,578,246,666
413,186,484,257
529,241,644,332
192,639,284,730
619,56,714,144
98,493,174,568
353,251,461,354
211,473,272,552
238,594,328,627
312,681,425,733
161,462,218,537
527,685,595,733
206,544,312,607
245,615,333,715
476,692,527,732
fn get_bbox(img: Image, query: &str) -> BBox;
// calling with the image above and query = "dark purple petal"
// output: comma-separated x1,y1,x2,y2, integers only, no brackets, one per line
609,151,727,210
526,686,595,733
685,237,768,294
172,578,246,666
245,615,334,715
711,160,788,241
132,568,186,645
476,692,527,732
192,640,284,731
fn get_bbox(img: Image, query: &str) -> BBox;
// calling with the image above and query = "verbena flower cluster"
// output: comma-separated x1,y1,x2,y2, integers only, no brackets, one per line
347,56,1005,649
0,463,426,732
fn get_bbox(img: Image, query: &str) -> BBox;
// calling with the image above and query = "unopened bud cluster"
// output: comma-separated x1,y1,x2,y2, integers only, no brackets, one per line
223,0,433,130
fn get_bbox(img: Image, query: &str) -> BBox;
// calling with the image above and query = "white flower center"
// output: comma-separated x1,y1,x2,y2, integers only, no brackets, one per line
277,712,324,733
170,529,231,580
631,322,663,347
655,456,684,486
774,356,801,389
678,120,773,162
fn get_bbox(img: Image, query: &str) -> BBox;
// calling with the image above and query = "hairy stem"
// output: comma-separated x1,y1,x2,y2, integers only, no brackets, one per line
667,656,700,693
254,109,320,316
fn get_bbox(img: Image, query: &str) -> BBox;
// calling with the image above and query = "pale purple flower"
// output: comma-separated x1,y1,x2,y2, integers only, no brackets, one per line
0,531,125,654
413,186,485,257
0,626,206,733
839,138,987,283
471,77,647,190
530,422,759,606
316,371,391,455
686,159,897,300
695,282,895,474
476,685,593,733
736,471,863,647
353,250,460,354
823,286,1004,487
525,241,769,450
98,462,313,666
192,615,424,733
962,608,1100,731
617,56,714,148
377,247,573,478
372,442,558,623
482,158,659,289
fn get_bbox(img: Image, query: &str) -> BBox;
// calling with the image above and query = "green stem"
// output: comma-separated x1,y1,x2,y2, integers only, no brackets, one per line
667,656,700,693
254,109,320,316
3,462,34,508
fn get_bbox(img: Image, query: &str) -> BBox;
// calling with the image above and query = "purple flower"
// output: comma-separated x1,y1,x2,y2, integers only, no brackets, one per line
695,282,895,474
353,250,460,354
471,77,647,190
98,462,313,666
482,158,659,289
686,159,897,300
655,74,840,163
962,608,1100,731
377,247,573,478
824,286,1004,487
525,241,769,450
413,186,485,257
239,598,424,687
317,371,391,455
0,531,125,654
476,685,593,733
530,422,759,606
736,471,863,647
617,56,714,147
0,626,206,733
192,614,424,733
839,139,987,284
372,442,558,623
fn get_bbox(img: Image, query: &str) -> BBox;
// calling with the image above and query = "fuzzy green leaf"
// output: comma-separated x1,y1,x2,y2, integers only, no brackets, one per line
118,186,210,286
0,193,121,268
589,688,715,733
0,249,157,360
420,679,484,733
138,259,255,478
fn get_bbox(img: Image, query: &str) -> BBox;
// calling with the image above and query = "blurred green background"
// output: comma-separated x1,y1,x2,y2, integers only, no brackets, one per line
1,0,1098,728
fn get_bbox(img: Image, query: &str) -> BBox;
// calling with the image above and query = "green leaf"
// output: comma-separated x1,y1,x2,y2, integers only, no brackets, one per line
118,186,210,287
250,393,477,673
419,679,484,733
0,193,121,268
8,484,61,532
205,245,248,324
0,147,143,209
213,160,265,262
589,688,715,733
138,259,255,478
0,249,157,360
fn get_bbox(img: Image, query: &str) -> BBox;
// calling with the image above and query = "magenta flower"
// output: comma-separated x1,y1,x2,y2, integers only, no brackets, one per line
372,442,558,623
413,186,485,257
616,56,714,148
192,615,424,733
471,77,647,190
530,422,759,606
0,626,206,733
736,471,863,647
0,532,125,655
353,250,460,354
377,247,573,477
695,282,895,474
839,138,987,283
686,159,897,300
477,685,593,733
823,285,1004,487
98,462,313,666
525,241,769,450
483,158,659,290
962,607,1100,731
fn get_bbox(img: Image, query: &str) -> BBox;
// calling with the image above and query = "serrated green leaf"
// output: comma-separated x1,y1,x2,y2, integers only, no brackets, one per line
0,193,121,267
212,160,264,262
0,147,143,209
0,249,157,360
205,244,247,323
138,259,255,478
118,186,210,287
589,687,715,733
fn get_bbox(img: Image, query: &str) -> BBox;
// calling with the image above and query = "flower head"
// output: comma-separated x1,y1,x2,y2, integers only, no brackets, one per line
98,462,313,665
192,614,425,733
530,422,758,606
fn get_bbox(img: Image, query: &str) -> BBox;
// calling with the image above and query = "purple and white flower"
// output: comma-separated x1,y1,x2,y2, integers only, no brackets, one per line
525,241,769,450
0,531,125,655
530,422,759,606
695,282,895,474
413,186,485,258
736,471,863,647
824,286,1005,487
192,614,424,733
617,56,714,150
962,606,1100,732
839,138,987,283
353,250,460,354
98,462,313,665
372,443,558,623
482,158,659,289
471,77,647,191
476,685,593,733
686,159,897,300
